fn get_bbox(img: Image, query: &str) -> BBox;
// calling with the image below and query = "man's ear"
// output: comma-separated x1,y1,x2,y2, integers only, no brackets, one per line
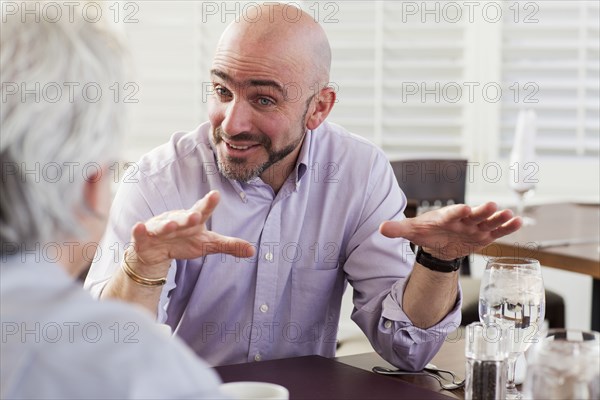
306,86,336,130
82,168,106,216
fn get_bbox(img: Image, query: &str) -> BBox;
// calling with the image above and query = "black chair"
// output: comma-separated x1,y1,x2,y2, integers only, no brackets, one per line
390,159,565,328
391,159,471,275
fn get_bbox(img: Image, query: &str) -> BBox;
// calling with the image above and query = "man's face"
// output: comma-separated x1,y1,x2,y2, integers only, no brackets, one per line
208,44,314,183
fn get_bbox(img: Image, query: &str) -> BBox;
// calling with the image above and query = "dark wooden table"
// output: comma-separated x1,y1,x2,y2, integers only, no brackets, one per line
215,338,466,399
478,203,600,330
336,337,466,400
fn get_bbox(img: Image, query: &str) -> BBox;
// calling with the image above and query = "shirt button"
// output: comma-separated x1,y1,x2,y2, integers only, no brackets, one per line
384,320,393,329
239,191,246,200
259,304,269,313
265,252,273,261
254,353,262,362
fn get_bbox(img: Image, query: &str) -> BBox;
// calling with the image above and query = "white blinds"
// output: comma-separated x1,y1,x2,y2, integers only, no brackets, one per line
318,2,469,158
499,1,600,158
380,2,467,158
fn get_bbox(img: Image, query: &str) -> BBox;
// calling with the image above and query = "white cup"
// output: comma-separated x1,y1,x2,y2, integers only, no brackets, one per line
219,381,289,400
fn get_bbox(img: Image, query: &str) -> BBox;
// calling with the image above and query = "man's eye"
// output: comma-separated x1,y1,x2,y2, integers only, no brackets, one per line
257,97,274,106
215,86,231,97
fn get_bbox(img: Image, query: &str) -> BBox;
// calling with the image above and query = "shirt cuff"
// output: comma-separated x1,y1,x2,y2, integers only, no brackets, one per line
381,277,463,343
157,260,177,324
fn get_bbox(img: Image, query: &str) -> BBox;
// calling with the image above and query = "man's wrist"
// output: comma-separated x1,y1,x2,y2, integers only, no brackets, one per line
123,249,171,281
416,247,463,273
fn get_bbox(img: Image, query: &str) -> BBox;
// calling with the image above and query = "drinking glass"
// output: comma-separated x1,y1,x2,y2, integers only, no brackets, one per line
510,185,536,226
522,329,600,400
479,257,546,399
509,109,538,226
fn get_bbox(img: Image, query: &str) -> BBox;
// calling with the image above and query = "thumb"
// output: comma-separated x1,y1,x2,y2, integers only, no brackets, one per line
379,219,412,239
214,236,256,258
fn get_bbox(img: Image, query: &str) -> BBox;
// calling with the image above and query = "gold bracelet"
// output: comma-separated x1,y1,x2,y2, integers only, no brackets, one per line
121,252,167,287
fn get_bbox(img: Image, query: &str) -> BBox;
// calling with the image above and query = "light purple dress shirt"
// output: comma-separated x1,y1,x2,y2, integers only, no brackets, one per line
85,121,462,369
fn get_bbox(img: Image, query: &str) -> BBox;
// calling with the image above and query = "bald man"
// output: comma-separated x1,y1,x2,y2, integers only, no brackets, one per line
86,3,520,370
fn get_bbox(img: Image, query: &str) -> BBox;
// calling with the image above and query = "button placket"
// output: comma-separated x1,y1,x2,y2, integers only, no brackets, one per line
248,200,282,363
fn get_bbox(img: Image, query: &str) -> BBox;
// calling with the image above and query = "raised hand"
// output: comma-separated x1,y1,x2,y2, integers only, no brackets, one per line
128,190,255,277
379,202,522,260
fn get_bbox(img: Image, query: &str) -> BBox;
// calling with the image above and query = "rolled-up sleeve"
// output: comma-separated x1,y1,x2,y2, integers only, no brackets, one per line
343,150,462,371
379,278,462,370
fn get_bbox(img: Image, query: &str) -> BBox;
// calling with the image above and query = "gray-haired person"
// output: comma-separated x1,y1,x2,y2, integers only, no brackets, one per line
0,8,223,399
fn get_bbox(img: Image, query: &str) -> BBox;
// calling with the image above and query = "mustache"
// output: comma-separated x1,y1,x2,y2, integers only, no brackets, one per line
214,127,271,148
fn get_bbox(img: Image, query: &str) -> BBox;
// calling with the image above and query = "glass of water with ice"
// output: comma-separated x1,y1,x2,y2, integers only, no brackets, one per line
478,257,546,399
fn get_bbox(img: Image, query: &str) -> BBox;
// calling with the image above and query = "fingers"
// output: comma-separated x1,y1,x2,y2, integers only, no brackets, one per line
462,202,498,225
490,216,522,239
144,212,200,235
380,204,471,239
192,190,221,224
442,204,472,221
131,222,148,243
141,191,219,235
477,209,514,231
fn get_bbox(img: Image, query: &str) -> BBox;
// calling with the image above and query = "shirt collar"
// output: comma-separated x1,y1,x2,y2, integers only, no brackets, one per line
294,129,312,185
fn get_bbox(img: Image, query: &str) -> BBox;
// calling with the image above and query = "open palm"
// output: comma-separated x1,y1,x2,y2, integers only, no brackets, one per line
379,202,522,260
130,190,254,268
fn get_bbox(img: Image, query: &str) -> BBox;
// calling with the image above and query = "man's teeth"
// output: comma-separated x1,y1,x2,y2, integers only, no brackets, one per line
229,143,251,150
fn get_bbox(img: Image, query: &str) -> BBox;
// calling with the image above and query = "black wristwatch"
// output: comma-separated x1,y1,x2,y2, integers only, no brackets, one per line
416,247,463,273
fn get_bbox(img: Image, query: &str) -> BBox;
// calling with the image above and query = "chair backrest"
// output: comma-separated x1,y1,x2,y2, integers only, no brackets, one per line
390,159,471,274
391,159,467,209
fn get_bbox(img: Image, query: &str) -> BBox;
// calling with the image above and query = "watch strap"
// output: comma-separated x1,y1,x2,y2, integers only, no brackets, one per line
415,247,463,273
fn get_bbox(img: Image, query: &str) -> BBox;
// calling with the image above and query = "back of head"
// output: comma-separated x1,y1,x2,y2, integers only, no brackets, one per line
1,5,128,253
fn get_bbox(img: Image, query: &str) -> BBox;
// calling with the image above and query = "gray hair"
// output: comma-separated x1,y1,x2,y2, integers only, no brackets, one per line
1,7,128,252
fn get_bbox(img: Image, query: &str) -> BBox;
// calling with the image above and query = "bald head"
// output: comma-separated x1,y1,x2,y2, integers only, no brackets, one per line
215,2,332,87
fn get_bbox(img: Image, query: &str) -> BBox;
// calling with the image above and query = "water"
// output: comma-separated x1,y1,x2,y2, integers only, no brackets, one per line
479,269,545,354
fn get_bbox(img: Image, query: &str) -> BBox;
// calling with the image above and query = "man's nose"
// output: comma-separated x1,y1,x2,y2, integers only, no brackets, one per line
221,99,253,136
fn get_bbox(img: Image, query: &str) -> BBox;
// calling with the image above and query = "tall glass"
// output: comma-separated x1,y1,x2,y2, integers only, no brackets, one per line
478,257,546,399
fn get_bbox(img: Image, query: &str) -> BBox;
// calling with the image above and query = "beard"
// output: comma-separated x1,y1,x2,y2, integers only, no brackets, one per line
213,127,302,182
212,100,311,183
